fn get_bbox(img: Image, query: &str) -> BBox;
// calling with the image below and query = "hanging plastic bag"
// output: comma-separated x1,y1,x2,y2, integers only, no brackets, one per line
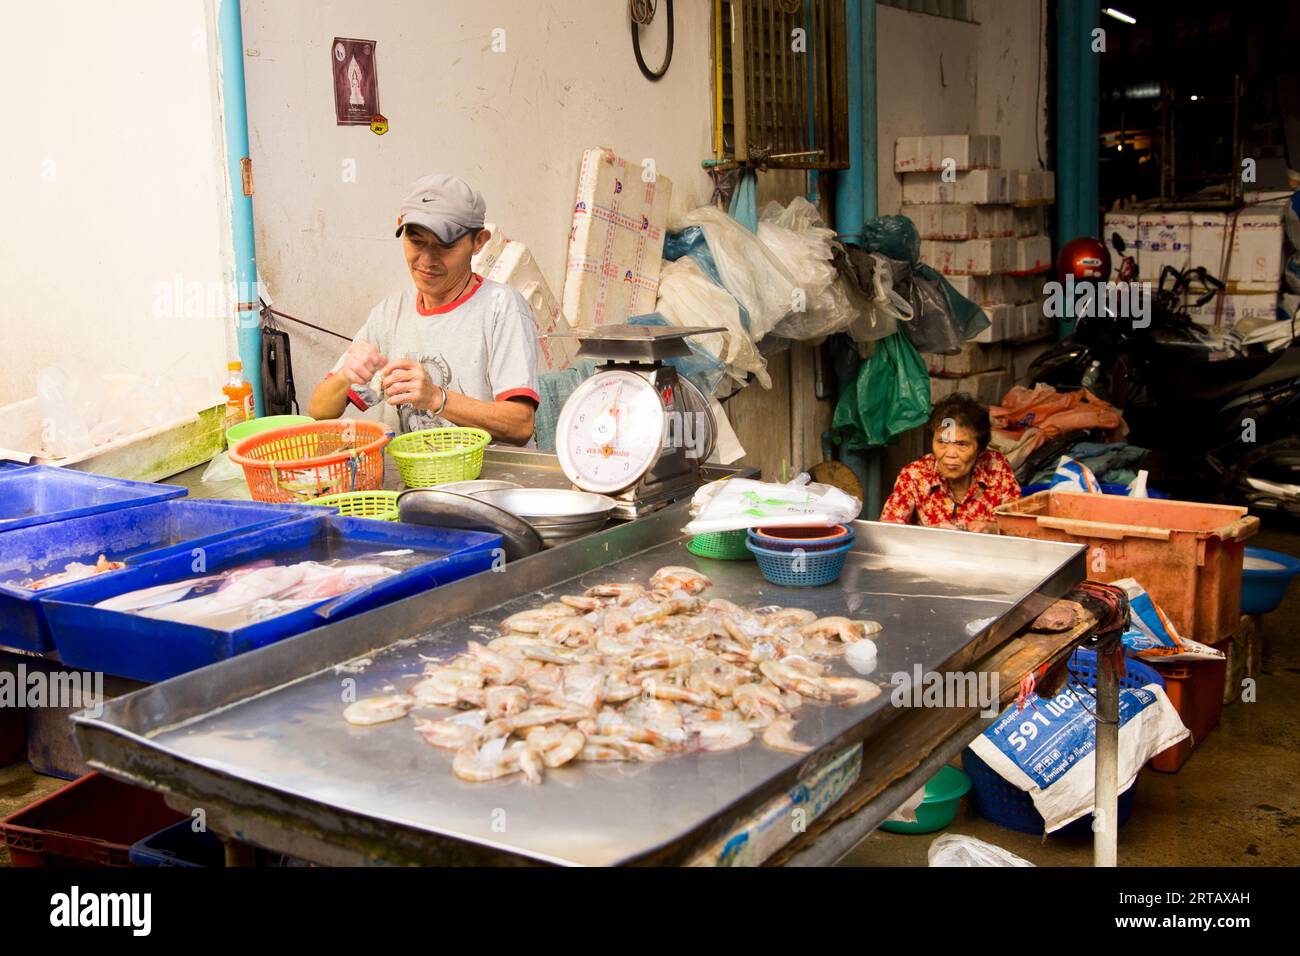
836,247,909,344
758,198,861,342
683,474,861,534
927,834,1035,867
652,258,770,391
832,332,932,449
674,205,800,341
861,215,990,352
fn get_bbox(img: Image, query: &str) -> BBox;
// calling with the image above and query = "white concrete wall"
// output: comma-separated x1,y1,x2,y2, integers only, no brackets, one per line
241,0,718,404
876,0,1048,212
0,0,233,407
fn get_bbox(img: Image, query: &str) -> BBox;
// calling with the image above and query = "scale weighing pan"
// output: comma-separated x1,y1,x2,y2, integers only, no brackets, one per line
397,488,543,562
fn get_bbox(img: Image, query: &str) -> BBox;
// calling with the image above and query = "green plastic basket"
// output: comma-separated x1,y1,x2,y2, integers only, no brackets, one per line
388,427,491,488
305,490,401,521
686,529,753,561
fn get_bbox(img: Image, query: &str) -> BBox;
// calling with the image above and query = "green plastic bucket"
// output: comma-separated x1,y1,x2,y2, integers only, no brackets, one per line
226,415,312,449
878,764,972,834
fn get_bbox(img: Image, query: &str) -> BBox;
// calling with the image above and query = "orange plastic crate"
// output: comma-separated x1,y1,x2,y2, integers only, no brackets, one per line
994,492,1258,644
229,420,391,504
1148,638,1230,773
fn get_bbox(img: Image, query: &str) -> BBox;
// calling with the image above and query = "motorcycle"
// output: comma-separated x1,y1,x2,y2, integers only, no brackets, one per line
1026,232,1300,514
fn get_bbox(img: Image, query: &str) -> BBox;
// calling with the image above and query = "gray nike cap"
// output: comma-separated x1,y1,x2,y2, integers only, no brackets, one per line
394,172,487,243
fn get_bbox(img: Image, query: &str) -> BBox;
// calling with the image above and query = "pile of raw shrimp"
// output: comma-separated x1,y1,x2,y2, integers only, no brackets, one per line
342,565,883,784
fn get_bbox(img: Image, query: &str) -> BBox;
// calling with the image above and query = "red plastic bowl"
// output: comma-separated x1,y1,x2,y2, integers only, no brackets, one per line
748,524,854,552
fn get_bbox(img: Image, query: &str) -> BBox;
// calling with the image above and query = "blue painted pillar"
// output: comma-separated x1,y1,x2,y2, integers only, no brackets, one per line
218,0,264,415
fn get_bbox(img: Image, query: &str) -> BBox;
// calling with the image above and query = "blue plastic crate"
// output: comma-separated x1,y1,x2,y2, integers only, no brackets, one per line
962,648,1164,836
0,498,312,652
0,466,185,533
129,818,226,867
40,514,502,682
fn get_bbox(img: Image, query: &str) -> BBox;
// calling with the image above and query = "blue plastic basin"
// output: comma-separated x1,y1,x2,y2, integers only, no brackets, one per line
0,466,185,532
1241,547,1300,615
41,514,502,682
0,498,311,652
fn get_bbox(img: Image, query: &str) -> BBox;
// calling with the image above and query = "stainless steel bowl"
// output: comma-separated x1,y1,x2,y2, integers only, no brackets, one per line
471,488,617,546
434,479,522,495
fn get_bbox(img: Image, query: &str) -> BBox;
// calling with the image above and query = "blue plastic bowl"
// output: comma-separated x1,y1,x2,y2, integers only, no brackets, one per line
745,539,853,587
1241,547,1300,615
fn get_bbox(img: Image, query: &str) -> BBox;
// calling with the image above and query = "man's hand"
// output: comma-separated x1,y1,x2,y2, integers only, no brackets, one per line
338,340,388,387
382,359,440,409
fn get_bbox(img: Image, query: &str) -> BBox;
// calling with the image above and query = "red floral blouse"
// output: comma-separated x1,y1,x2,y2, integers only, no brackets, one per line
879,450,1021,529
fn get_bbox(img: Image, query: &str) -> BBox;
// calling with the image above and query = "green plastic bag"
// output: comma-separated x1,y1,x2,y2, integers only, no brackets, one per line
831,331,932,449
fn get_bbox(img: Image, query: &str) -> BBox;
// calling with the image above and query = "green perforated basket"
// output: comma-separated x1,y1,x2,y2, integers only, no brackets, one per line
305,490,401,521
387,427,491,488
686,529,753,561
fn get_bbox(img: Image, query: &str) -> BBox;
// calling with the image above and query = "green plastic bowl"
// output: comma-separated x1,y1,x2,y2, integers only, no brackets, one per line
226,415,312,448
879,765,972,834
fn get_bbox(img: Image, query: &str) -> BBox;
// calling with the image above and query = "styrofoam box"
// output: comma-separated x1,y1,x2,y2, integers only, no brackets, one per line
925,342,1010,378
1186,292,1280,326
930,368,1012,406
1137,212,1192,280
1005,275,1043,305
1013,205,1044,237
921,238,1015,275
945,274,1004,305
1010,236,1052,273
473,226,578,373
902,169,1011,205
1189,209,1285,290
895,134,1001,172
1104,212,1140,280
904,203,1014,239
1011,171,1043,203
972,303,1016,343
1042,171,1056,202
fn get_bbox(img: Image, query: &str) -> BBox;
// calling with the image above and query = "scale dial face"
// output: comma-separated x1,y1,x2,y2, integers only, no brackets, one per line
556,370,666,494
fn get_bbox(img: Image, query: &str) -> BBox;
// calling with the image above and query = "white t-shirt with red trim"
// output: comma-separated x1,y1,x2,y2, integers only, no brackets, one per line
331,275,541,438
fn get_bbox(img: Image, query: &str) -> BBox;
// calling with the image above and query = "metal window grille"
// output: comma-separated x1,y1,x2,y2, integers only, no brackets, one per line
878,0,974,22
715,0,850,169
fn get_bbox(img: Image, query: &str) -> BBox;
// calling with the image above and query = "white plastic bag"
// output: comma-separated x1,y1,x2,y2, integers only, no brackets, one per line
201,451,247,485
757,198,859,341
683,474,862,534
1127,469,1149,498
675,205,799,341
928,834,1035,867
654,257,771,391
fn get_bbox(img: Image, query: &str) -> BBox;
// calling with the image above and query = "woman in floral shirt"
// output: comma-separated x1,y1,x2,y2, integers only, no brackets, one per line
880,393,1020,533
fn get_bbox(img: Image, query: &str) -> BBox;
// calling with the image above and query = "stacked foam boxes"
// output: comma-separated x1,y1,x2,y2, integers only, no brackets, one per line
1104,207,1285,327
896,135,1056,406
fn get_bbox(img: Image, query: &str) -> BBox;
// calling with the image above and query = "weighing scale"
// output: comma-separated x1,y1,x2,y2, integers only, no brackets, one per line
552,324,724,519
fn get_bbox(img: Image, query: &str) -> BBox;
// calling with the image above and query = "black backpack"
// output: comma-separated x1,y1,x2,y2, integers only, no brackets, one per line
260,309,299,415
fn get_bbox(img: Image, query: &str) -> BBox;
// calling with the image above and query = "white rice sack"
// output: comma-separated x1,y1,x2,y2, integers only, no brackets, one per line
969,673,1189,834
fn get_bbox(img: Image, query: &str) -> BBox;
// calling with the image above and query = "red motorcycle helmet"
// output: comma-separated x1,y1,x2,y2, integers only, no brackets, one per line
1056,236,1111,285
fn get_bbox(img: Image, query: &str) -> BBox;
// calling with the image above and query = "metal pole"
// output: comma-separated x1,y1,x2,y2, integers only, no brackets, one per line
1093,650,1120,867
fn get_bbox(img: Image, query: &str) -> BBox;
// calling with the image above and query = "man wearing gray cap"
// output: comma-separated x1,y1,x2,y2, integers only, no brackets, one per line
309,173,540,445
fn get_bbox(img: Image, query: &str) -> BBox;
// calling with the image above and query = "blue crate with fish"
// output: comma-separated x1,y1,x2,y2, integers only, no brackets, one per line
0,465,185,533
0,498,313,652
40,514,502,682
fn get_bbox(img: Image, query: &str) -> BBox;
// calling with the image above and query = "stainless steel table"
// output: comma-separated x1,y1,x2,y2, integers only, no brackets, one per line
72,500,1086,866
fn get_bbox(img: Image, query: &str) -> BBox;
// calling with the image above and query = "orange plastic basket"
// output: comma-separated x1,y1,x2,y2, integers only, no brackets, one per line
228,420,392,504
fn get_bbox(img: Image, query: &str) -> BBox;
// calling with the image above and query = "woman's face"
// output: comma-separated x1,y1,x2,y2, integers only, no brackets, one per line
931,421,981,481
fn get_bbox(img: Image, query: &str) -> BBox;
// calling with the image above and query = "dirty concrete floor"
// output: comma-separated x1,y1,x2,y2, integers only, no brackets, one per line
3,530,1298,868
841,524,1300,867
